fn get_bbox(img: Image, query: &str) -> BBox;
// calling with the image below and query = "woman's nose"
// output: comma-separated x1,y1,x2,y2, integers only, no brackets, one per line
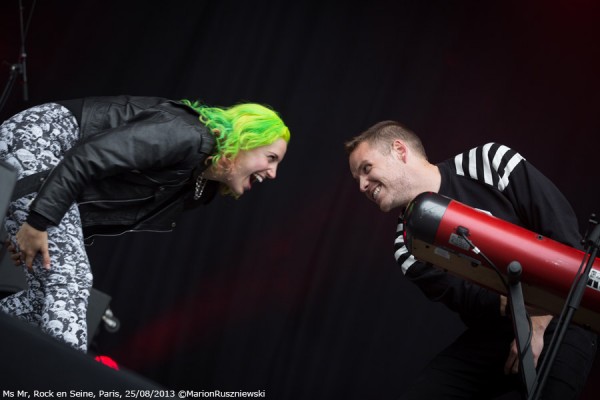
267,164,278,179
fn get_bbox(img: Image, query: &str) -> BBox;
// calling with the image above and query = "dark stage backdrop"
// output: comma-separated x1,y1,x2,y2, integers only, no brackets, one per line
1,0,599,398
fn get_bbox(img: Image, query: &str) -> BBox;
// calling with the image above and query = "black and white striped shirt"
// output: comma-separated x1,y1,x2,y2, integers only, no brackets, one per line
393,143,581,323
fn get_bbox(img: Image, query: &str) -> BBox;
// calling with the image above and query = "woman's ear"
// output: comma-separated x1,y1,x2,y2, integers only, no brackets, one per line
215,156,235,175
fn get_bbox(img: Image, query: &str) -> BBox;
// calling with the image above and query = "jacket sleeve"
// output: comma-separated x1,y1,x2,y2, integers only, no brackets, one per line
29,107,205,226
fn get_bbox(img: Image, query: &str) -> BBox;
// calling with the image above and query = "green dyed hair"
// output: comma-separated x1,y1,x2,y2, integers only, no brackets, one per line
181,100,290,165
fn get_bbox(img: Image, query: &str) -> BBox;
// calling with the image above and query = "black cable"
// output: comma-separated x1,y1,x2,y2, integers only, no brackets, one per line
0,67,18,112
457,228,534,357
456,227,510,292
23,0,37,39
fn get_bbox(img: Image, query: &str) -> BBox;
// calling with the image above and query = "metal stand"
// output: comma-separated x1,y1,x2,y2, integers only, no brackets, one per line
528,219,600,399
506,261,537,396
451,213,599,399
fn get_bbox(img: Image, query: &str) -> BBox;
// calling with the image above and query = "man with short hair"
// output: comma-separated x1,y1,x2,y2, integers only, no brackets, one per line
346,121,597,399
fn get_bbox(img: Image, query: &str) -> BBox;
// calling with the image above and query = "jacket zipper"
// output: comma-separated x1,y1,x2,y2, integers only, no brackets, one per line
77,195,154,206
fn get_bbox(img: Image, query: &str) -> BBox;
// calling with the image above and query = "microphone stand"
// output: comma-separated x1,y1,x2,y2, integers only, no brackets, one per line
528,218,600,400
0,0,34,114
19,0,29,102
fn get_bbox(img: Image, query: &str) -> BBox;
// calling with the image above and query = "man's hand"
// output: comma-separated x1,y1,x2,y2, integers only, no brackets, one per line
504,314,553,374
15,222,51,271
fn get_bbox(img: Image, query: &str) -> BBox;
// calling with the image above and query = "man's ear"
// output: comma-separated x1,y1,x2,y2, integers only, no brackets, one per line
392,139,408,162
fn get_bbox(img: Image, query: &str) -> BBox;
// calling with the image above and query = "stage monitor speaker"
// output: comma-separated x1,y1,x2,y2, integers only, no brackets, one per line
0,311,169,392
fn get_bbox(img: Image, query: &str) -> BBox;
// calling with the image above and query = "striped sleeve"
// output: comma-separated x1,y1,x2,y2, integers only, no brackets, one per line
394,215,418,274
454,142,524,191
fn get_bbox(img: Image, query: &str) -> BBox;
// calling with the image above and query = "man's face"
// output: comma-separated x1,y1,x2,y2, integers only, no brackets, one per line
348,140,411,212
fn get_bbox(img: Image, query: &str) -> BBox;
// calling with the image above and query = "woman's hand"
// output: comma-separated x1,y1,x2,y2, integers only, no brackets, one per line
5,240,21,266
15,222,51,271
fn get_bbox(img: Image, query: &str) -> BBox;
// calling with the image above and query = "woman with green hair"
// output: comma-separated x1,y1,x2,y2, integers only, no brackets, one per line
182,99,290,197
0,95,290,351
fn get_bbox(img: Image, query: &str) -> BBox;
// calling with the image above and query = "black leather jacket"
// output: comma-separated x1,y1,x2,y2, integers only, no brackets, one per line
29,95,217,237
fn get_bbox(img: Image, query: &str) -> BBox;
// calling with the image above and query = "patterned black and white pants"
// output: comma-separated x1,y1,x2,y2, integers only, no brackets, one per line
0,103,92,352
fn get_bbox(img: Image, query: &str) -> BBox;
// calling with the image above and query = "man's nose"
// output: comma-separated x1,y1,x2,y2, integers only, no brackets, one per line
359,177,368,192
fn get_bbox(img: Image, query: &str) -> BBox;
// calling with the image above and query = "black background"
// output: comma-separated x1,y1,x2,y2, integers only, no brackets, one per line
1,0,599,398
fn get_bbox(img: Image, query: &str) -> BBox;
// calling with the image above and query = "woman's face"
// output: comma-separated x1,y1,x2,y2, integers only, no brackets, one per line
223,138,288,196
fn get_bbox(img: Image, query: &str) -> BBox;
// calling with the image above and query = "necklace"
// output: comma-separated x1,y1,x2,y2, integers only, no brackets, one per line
194,174,208,200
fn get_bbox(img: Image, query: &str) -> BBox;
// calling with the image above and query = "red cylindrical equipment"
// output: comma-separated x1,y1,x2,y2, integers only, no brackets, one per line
403,192,600,313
